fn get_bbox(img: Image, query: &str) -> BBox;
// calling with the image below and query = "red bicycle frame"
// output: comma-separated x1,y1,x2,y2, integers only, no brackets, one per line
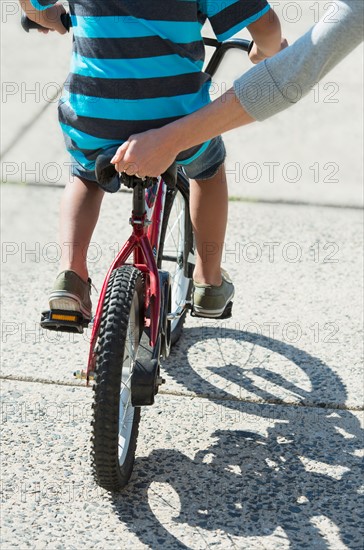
86,178,167,380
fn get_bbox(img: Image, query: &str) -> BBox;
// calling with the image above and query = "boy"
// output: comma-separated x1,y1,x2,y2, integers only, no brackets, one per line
20,0,283,320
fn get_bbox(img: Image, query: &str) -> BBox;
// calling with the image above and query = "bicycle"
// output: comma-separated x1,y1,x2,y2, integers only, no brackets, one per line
22,11,251,491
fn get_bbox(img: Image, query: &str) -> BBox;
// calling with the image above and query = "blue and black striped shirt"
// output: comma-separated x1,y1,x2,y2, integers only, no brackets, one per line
30,0,270,169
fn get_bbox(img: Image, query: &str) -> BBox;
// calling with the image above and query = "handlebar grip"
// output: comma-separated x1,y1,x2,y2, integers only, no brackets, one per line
21,12,71,32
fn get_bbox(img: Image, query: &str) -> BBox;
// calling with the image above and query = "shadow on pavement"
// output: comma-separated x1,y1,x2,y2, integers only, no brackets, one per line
111,329,363,549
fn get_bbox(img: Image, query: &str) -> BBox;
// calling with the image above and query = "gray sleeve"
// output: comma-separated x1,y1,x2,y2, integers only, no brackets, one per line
233,0,363,121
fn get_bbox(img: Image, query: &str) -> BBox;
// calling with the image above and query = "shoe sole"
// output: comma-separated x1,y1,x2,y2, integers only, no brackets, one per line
193,289,235,318
49,291,92,320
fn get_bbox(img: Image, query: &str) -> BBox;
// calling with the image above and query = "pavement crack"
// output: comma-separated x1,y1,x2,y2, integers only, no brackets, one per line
1,374,362,412
2,182,362,210
0,374,84,388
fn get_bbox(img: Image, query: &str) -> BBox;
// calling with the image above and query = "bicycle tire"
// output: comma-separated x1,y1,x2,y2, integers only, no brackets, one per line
91,266,144,491
158,171,194,345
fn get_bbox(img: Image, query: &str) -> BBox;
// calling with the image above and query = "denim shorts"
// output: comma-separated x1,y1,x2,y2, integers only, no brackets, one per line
70,135,226,192
179,135,226,180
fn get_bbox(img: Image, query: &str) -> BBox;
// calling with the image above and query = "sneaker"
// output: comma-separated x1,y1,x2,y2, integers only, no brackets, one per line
192,269,234,318
48,270,92,320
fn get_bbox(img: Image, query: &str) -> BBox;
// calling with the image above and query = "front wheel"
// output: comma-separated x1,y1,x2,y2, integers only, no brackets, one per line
91,266,144,491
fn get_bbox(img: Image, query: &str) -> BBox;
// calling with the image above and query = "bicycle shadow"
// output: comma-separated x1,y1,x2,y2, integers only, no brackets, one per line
111,328,363,549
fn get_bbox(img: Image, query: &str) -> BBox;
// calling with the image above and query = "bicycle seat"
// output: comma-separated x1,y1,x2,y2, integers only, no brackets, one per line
120,162,177,189
161,163,177,188
95,148,177,192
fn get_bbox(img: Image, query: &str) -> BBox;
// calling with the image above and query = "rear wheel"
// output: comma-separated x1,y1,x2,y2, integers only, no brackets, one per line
158,172,194,345
91,266,144,491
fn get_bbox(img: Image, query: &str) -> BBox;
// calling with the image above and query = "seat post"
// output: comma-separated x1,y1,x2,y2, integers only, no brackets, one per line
132,180,146,218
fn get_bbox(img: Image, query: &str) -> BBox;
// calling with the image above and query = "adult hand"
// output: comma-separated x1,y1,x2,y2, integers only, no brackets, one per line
111,128,178,178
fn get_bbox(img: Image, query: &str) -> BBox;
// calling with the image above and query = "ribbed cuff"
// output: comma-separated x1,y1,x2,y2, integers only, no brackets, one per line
233,61,293,122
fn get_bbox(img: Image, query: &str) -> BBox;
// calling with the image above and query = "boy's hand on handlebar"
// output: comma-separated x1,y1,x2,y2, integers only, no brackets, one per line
279,38,289,52
249,37,288,64
28,3,67,34
111,128,177,179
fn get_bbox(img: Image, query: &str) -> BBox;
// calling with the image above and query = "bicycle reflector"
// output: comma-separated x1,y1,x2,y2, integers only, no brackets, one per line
51,313,78,322
40,309,90,333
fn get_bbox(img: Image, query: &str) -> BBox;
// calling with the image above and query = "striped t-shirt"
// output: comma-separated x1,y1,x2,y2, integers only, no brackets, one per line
30,0,270,170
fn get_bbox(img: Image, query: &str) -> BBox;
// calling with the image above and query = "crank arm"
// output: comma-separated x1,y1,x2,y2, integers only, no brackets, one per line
167,301,192,321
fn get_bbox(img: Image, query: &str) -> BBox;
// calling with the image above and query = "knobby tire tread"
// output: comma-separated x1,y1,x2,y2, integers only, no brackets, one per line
91,266,143,491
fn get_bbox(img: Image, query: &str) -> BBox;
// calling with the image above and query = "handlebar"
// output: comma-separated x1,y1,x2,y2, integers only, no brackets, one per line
203,37,252,77
21,11,71,32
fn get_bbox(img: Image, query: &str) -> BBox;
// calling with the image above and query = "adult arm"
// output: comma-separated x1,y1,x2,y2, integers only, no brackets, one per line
235,0,363,121
112,0,363,177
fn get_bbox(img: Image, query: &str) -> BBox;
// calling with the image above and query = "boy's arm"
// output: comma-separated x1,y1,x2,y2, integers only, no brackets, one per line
235,0,363,120
248,8,283,63
19,0,67,34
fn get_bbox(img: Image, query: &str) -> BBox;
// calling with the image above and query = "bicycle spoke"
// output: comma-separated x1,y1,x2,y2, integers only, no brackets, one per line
164,204,183,251
120,371,133,392
119,391,132,430
165,211,181,242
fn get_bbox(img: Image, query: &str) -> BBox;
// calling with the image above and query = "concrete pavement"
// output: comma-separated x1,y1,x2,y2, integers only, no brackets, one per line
1,1,363,547
1,184,363,548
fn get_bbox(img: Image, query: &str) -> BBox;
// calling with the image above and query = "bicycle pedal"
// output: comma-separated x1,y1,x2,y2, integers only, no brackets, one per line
191,301,233,320
74,369,95,381
40,309,90,334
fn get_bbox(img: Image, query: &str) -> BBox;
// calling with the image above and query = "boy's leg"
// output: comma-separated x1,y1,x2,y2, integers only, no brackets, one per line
46,176,104,321
58,176,104,282
190,164,228,286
